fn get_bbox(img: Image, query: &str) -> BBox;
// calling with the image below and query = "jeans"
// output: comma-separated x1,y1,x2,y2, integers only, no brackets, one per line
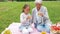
34,23,50,33
19,25,33,34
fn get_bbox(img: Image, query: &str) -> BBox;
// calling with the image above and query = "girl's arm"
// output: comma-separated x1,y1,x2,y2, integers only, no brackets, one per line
20,14,31,24
20,14,27,24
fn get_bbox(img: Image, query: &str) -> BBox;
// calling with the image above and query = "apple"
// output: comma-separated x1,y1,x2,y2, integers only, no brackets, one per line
51,26,58,31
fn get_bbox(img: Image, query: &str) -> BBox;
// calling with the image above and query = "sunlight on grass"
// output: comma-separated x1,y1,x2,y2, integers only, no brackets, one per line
0,1,60,33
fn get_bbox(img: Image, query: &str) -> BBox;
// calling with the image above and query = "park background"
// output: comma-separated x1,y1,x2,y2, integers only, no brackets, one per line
0,0,60,34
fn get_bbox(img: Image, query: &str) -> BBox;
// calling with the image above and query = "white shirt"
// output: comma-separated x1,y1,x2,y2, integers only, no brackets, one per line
36,11,42,24
20,13,31,25
32,6,52,26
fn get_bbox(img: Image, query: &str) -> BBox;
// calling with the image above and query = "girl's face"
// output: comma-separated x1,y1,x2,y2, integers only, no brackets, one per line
24,6,30,14
36,3,42,10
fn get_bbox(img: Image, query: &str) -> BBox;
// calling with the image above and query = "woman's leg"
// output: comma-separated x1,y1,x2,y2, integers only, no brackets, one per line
34,23,37,28
37,25,43,32
44,24,50,33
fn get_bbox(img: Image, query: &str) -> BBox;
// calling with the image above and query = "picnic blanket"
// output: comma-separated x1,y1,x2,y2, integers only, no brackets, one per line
1,22,50,34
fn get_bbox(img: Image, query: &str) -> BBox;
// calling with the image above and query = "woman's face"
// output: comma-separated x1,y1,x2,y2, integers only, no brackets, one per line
36,3,42,10
24,6,30,14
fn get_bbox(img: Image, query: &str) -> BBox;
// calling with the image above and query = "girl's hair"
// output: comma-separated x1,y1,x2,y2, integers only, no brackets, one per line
22,4,30,12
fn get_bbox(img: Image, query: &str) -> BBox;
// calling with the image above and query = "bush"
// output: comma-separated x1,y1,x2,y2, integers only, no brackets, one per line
18,0,57,1
17,0,35,1
43,0,56,1
3,0,8,2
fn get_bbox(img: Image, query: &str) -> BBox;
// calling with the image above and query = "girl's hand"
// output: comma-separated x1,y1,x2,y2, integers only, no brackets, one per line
26,16,32,20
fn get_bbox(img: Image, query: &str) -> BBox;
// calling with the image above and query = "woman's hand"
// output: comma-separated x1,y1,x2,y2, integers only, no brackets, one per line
38,12,44,17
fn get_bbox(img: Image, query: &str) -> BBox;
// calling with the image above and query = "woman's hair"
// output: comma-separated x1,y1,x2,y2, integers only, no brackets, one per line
22,4,30,12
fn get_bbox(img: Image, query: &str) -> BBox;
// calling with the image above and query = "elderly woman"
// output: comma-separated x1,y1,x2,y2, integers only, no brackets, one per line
32,0,52,33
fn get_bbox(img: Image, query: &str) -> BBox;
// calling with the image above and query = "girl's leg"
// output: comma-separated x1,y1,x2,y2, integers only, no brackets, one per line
22,28,29,34
28,26,33,33
19,26,24,31
19,26,29,34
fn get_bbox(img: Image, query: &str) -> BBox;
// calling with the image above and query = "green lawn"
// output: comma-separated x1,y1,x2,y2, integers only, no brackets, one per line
0,1,60,33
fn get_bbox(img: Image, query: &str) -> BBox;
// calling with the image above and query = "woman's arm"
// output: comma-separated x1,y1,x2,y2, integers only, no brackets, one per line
43,7,52,26
32,9,36,23
43,7,49,19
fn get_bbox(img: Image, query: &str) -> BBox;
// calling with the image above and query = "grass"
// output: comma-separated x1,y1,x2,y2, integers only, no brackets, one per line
0,1,60,33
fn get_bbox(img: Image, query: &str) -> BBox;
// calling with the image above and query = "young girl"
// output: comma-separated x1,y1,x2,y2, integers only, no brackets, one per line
19,4,33,34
